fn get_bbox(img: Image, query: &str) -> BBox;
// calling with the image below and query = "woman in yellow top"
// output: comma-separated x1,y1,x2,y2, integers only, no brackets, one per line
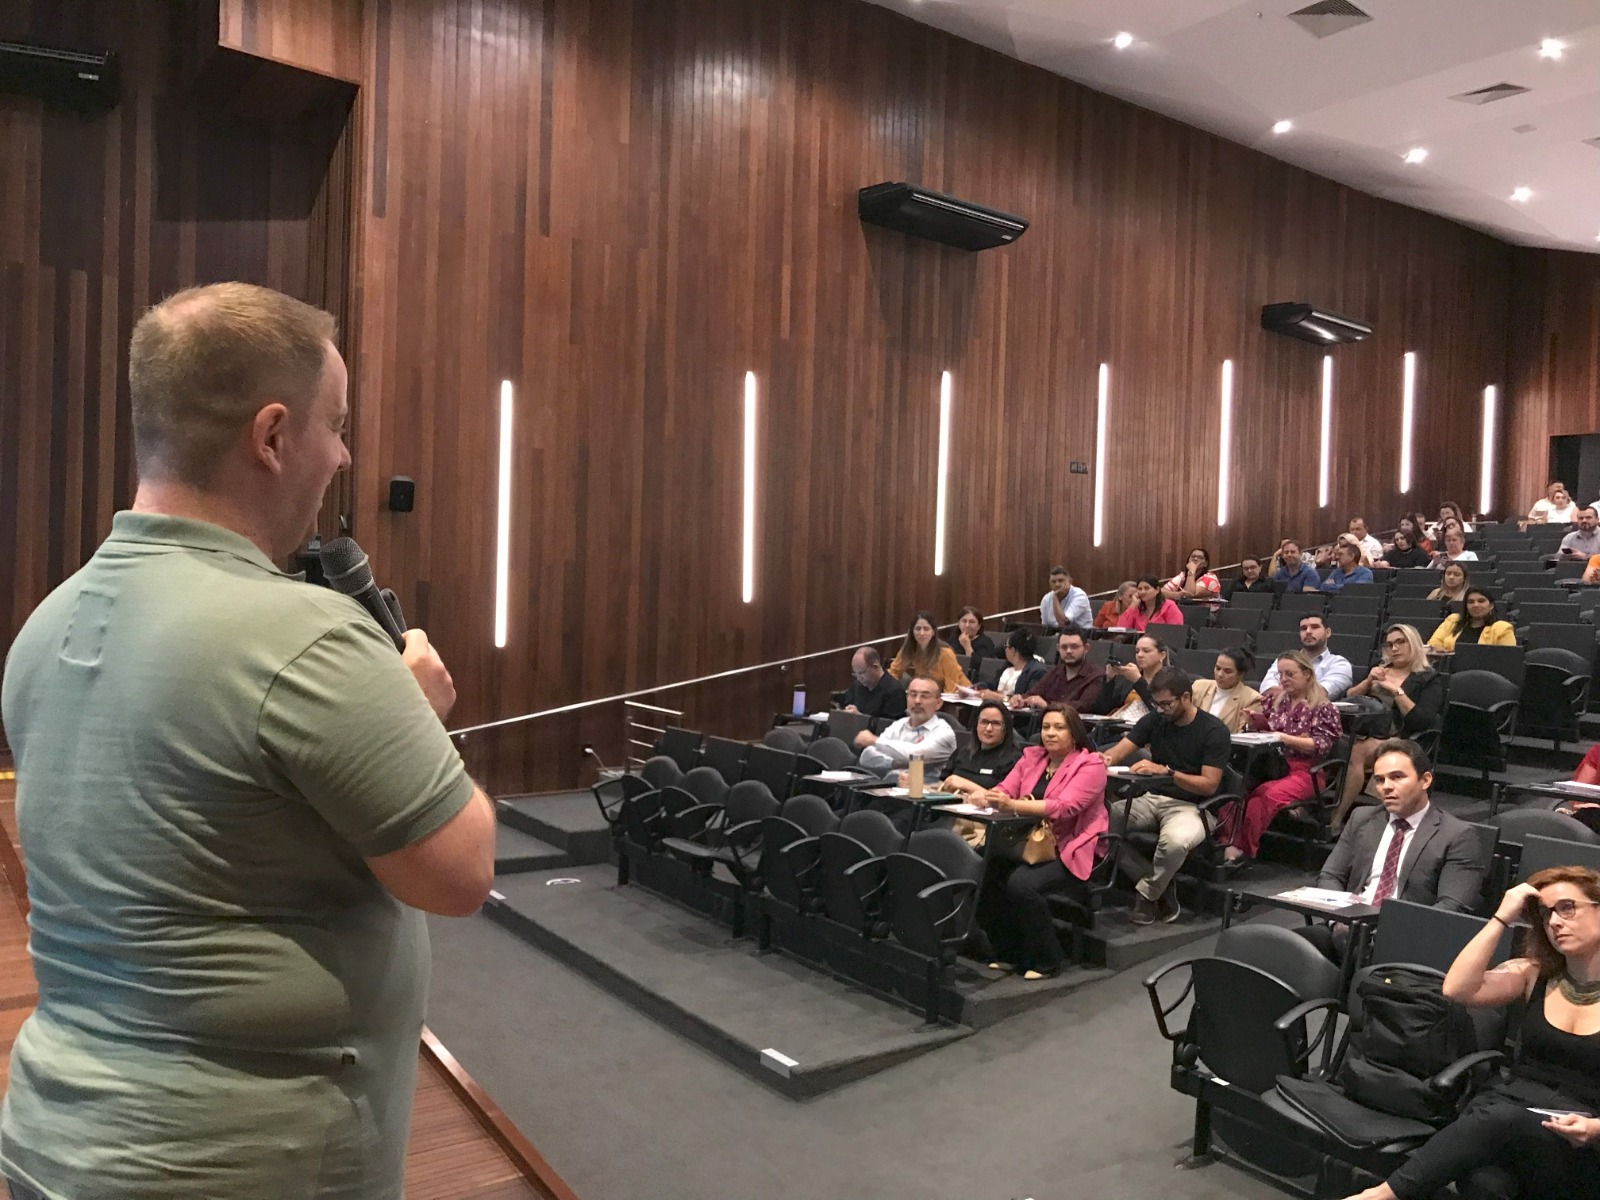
887,610,972,693
1427,588,1516,653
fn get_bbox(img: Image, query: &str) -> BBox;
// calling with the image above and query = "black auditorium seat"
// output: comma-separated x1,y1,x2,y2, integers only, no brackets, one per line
882,829,984,1023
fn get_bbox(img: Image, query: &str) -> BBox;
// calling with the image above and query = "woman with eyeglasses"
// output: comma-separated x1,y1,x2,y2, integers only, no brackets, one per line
1224,555,1276,599
975,703,1107,981
929,702,1022,800
1163,547,1221,602
1427,587,1516,653
1341,867,1600,1200
1430,526,1478,569
1215,651,1341,865
1334,624,1444,830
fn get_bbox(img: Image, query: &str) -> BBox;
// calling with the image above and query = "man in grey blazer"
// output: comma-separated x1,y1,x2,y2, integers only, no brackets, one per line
1301,738,1489,960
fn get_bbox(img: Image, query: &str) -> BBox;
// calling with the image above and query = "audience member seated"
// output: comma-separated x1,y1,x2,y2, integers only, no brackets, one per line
1347,516,1384,564
979,629,1047,704
1163,547,1221,602
1102,668,1233,924
1039,565,1091,631
1094,635,1169,722
1217,650,1342,865
973,704,1108,980
1190,648,1261,733
841,646,907,720
1577,745,1600,784
1560,506,1600,560
1430,525,1478,568
1526,480,1579,525
1299,739,1487,962
1320,541,1374,592
855,676,956,773
887,610,970,693
1017,627,1102,713
1426,587,1515,653
1095,581,1137,629
1225,555,1276,598
1381,529,1431,569
1586,554,1600,586
1260,614,1353,700
1270,539,1322,594
1427,561,1469,604
946,606,999,670
1402,511,1434,554
1337,624,1444,830
1428,501,1474,540
1340,867,1600,1200
920,701,1021,800
1120,576,1183,632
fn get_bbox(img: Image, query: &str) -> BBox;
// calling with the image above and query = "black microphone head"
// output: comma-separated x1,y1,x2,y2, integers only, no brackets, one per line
319,537,374,595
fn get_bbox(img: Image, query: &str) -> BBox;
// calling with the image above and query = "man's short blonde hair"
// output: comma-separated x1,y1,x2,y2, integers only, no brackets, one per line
128,282,337,485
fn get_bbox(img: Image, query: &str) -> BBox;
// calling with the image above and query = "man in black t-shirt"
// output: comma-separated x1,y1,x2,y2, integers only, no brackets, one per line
1101,667,1232,924
840,646,906,721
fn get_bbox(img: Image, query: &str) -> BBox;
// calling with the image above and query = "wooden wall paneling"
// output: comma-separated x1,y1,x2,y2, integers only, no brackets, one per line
218,0,366,82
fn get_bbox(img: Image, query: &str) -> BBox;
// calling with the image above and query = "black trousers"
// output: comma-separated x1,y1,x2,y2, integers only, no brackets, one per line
975,858,1087,972
1387,1079,1600,1200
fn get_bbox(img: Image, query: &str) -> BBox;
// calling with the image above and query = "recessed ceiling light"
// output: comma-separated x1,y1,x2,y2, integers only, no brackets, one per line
1112,31,1134,50
1403,147,1428,164
1510,186,1533,202
1272,120,1293,134
1539,38,1565,60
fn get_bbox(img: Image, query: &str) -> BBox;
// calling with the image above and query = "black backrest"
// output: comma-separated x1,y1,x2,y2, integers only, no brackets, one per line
1148,621,1190,648
1451,644,1525,687
1492,807,1600,850
640,755,684,790
1216,608,1267,633
657,726,704,773
1267,610,1310,632
1327,595,1384,617
1516,602,1583,626
723,781,781,844
1367,900,1514,972
825,710,873,744
1212,924,1343,1002
1388,598,1447,624
1230,591,1276,611
702,735,750,784
1330,634,1377,669
808,736,860,770
838,809,902,856
1525,646,1591,678
742,743,797,797
1516,832,1600,879
782,792,839,837
977,657,1006,688
902,827,985,885
1254,629,1300,658
763,726,809,752
1524,624,1598,666
1280,592,1328,615
680,765,729,807
1509,588,1574,607
1176,648,1220,677
1445,669,1520,710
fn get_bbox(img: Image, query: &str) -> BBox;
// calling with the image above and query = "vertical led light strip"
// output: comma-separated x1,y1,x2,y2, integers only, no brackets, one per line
1216,359,1233,527
741,371,757,604
933,370,952,576
493,380,513,649
1092,364,1109,547
1479,385,1497,516
1318,355,1333,509
1399,351,1417,494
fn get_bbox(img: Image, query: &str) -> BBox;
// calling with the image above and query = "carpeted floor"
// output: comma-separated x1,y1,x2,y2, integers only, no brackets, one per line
426,910,1289,1200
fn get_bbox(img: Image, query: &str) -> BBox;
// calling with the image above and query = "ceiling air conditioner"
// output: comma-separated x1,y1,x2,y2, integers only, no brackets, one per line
858,183,1028,251
1261,303,1372,345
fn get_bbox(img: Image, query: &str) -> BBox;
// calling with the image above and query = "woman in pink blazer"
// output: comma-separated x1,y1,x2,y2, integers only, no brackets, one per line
1119,575,1184,632
976,703,1109,979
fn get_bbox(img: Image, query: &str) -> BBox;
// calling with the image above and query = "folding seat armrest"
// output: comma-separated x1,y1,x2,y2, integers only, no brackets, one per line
1428,1050,1506,1100
1274,997,1343,1077
1141,958,1198,1041
916,877,979,925
668,803,724,840
843,856,888,904
1196,789,1244,818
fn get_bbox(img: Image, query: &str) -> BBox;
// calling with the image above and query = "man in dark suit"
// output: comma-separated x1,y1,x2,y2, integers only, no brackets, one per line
1301,738,1488,960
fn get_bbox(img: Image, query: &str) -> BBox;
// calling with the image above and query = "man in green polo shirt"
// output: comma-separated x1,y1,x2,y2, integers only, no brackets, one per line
0,283,495,1199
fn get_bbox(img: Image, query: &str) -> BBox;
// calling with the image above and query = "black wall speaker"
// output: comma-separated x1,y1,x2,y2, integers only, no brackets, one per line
387,477,416,513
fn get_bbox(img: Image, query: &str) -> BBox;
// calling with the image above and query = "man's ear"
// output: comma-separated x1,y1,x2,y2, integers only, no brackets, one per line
1419,770,1434,794
252,402,293,474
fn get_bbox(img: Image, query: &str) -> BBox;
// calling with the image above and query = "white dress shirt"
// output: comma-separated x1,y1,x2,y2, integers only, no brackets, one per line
1358,801,1430,903
1259,648,1354,700
858,713,957,771
1040,587,1091,630
1356,534,1383,563
1529,500,1578,524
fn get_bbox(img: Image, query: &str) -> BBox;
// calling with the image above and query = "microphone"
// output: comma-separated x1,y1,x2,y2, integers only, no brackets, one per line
583,744,622,781
320,537,408,651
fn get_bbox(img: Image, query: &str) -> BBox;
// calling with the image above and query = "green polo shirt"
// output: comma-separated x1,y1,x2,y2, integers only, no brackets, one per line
0,512,474,1199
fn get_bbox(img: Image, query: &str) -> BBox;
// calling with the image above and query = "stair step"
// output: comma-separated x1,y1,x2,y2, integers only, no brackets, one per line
495,792,611,866
494,825,571,875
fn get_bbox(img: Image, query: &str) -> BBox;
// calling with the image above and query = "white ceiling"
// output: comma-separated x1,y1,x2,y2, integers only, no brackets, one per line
862,0,1600,252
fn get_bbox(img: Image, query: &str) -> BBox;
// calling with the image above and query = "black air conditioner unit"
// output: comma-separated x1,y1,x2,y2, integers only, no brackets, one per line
0,39,120,113
858,182,1028,251
1261,302,1372,345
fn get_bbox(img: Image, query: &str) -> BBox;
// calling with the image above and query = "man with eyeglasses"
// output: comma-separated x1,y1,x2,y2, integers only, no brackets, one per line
840,646,906,721
1300,739,1488,961
1259,614,1352,700
1101,668,1232,924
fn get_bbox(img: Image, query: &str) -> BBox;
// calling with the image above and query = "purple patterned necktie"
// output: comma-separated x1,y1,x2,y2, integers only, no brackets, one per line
1371,817,1411,903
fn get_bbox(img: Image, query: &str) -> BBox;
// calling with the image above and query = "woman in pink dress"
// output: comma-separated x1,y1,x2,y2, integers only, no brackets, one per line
1217,650,1342,863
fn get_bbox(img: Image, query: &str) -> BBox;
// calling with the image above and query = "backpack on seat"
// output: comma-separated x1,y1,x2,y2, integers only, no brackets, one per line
1335,964,1479,1123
